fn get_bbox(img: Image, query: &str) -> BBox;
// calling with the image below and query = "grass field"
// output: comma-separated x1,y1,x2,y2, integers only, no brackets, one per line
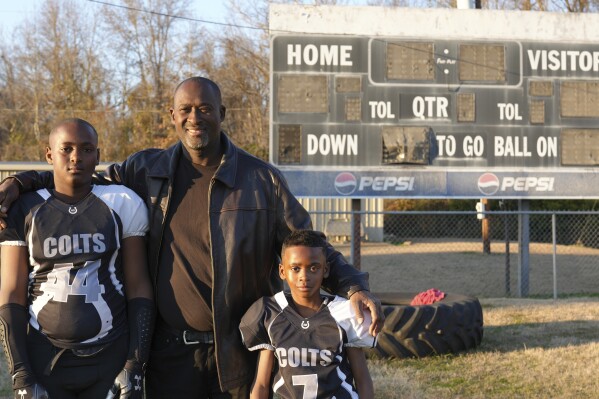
368,297,599,398
2,297,598,398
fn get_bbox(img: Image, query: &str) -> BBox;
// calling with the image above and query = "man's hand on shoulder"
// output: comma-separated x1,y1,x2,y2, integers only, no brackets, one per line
349,290,384,337
0,177,21,229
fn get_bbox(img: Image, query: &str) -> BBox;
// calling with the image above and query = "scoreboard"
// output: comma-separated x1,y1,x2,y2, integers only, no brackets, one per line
269,5,599,198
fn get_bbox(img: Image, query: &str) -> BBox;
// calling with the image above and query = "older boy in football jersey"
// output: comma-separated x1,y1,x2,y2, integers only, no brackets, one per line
0,119,154,399
240,230,375,399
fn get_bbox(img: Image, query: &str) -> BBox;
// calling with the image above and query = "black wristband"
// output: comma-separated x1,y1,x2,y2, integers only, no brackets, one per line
127,297,155,365
0,303,31,376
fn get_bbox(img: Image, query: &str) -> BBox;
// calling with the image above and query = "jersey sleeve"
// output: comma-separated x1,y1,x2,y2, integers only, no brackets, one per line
328,296,376,348
93,185,149,238
239,297,275,352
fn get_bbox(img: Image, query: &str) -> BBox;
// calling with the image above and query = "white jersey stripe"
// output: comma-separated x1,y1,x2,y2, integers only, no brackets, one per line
336,366,359,399
273,376,285,393
107,209,124,296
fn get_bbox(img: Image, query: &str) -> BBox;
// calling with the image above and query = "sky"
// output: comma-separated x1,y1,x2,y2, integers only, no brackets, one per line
0,0,230,36
0,1,386,38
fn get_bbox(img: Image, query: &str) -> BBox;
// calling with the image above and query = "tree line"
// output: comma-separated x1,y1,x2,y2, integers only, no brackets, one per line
1,0,596,163
0,0,269,162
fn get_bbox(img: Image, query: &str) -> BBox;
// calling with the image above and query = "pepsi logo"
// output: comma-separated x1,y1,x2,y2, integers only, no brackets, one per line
478,173,500,195
334,172,357,195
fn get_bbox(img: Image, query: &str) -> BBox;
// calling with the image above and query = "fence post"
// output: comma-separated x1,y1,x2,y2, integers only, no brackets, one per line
500,201,511,296
482,198,491,254
552,213,558,300
350,198,361,270
518,200,530,297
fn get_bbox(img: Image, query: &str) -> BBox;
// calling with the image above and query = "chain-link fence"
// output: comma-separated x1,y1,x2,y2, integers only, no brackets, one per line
313,210,599,299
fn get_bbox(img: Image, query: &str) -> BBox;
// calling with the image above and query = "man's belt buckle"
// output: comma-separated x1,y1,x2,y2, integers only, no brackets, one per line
183,330,200,345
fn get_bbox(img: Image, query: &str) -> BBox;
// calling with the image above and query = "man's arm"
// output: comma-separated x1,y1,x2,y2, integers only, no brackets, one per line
0,159,131,227
322,238,383,336
250,350,274,399
0,245,50,399
0,177,49,230
107,236,155,399
2,171,53,196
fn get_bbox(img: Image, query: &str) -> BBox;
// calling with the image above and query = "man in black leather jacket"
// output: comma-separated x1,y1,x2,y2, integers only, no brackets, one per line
0,77,383,398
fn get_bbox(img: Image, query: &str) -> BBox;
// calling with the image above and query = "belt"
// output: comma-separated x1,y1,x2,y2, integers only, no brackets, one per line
28,327,113,375
156,323,214,345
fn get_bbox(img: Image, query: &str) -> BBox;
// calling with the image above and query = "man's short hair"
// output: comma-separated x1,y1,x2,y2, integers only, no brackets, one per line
173,77,222,104
282,230,328,254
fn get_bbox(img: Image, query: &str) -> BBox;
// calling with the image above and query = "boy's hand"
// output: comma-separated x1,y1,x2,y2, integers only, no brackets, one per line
349,290,384,337
12,370,50,399
106,360,144,399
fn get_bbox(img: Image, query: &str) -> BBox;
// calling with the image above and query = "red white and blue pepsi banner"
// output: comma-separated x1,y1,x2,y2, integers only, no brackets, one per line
280,169,599,199
270,6,599,199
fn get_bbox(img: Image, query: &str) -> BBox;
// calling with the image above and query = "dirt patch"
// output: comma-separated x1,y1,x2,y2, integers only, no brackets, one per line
333,239,599,298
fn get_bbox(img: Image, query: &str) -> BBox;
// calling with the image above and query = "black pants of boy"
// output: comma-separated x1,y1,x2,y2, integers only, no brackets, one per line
27,329,127,399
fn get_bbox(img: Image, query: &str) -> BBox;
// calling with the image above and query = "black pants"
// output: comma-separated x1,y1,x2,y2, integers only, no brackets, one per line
27,330,127,399
145,329,250,399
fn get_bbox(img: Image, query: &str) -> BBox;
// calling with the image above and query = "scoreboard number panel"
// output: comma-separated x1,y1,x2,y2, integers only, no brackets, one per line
269,6,599,198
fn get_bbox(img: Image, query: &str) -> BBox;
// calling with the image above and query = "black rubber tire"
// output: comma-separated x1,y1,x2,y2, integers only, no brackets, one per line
368,292,484,359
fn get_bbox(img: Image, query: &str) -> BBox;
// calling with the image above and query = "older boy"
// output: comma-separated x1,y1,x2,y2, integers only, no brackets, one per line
240,230,375,399
0,119,154,399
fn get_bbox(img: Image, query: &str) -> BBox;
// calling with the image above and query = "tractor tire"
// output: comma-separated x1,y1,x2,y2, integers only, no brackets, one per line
368,292,484,359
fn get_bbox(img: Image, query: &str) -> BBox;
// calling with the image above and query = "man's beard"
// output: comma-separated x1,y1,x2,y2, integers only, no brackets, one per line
185,132,210,151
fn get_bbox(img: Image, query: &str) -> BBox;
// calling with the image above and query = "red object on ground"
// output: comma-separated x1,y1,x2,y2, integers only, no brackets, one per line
410,288,446,305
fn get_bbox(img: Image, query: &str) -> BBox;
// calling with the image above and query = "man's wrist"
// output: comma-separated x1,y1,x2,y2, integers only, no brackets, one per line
348,286,368,298
0,177,23,193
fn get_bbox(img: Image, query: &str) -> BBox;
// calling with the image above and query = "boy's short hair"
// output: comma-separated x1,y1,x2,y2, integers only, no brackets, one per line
51,118,98,137
282,230,328,255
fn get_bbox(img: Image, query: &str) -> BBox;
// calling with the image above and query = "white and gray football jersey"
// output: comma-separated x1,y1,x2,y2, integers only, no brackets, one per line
0,185,149,349
240,291,375,399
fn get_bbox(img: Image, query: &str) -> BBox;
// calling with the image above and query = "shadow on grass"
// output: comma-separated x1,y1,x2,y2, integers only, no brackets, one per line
477,319,599,353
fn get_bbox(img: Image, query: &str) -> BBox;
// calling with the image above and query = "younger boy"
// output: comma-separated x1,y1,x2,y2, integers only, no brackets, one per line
240,230,375,399
0,119,154,399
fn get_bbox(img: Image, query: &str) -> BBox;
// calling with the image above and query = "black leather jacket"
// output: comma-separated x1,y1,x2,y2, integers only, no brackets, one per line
16,133,369,390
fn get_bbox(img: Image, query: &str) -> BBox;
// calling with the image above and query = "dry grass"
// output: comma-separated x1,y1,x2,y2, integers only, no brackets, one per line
2,298,599,398
337,240,599,298
369,297,599,398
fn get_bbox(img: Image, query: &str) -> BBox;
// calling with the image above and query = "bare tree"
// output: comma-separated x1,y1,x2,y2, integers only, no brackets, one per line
192,0,271,159
0,0,108,161
101,0,192,157
1,0,598,162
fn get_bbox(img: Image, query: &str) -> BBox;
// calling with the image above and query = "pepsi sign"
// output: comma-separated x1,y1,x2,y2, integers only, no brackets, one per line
333,172,415,195
334,172,358,195
478,173,500,196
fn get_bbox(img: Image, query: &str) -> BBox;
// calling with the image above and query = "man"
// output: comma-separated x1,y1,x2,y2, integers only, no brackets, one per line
0,77,382,398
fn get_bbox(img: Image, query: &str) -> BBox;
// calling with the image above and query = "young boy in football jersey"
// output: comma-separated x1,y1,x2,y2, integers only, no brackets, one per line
240,230,375,399
0,119,154,399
